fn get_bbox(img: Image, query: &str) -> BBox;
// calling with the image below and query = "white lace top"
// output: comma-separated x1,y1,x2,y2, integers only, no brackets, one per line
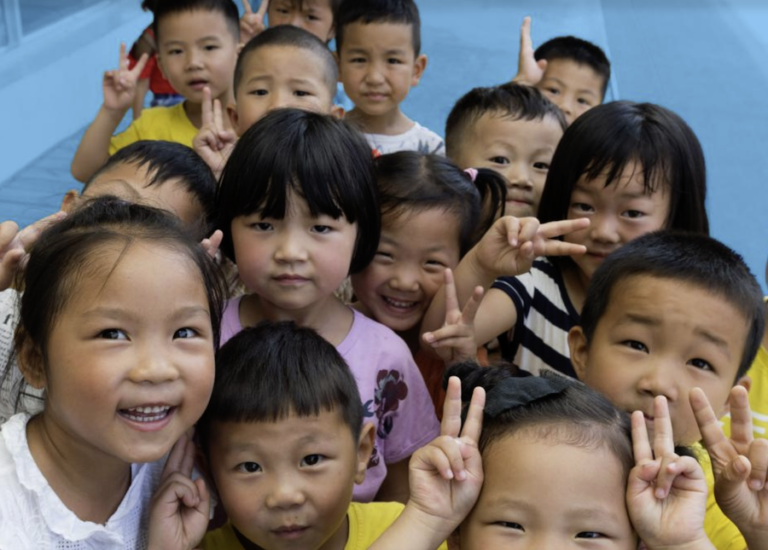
0,413,165,549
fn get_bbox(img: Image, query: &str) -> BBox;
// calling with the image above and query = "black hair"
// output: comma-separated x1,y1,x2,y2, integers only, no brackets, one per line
373,152,506,257
445,83,566,160
198,321,363,451
446,362,635,477
534,36,611,97
234,25,338,98
85,141,217,237
580,231,766,380
537,101,709,270
335,0,421,56
3,196,226,413
273,0,344,21
152,0,240,42
217,108,380,274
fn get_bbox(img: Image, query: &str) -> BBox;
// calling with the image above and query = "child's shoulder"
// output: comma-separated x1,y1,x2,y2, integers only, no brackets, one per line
110,102,196,153
341,309,412,357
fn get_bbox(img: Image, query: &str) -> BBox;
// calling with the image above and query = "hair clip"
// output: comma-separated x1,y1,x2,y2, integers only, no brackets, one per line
484,373,572,417
464,167,478,182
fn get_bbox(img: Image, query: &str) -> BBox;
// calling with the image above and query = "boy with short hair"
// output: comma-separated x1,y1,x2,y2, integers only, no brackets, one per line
195,322,449,550
71,0,240,183
335,0,444,155
240,0,341,45
445,83,566,218
193,24,343,178
568,231,767,550
513,17,610,125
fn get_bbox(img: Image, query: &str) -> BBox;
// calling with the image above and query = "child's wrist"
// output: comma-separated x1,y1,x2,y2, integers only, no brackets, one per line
466,248,499,285
644,535,715,550
399,502,457,544
101,103,129,119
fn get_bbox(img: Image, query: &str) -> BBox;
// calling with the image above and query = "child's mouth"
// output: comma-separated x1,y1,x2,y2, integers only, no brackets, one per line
119,405,174,424
381,295,418,312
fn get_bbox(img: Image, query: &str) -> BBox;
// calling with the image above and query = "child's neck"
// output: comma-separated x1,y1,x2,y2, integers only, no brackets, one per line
26,414,131,525
561,262,589,313
346,106,414,136
240,293,354,347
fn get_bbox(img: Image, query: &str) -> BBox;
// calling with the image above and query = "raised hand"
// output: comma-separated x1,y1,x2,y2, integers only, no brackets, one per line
0,212,67,291
147,431,210,550
240,0,270,45
201,229,224,259
192,87,237,180
422,268,483,364
472,216,589,279
511,17,547,86
103,42,148,113
691,387,768,549
627,396,713,550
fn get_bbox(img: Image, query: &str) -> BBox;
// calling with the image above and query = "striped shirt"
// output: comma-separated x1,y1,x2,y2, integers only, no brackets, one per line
491,258,579,377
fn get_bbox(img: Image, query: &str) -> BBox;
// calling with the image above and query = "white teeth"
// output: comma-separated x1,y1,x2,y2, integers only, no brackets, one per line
121,406,171,423
383,296,416,309
127,405,170,414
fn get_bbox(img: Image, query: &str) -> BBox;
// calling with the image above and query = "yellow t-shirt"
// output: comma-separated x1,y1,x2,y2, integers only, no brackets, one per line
200,501,449,550
722,343,768,440
697,443,746,550
108,102,198,154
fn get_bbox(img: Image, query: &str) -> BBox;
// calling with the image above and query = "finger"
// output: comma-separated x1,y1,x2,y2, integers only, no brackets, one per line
538,218,590,239
179,434,197,478
432,435,468,481
443,268,460,319
17,211,67,252
162,432,189,478
728,385,754,449
159,474,201,509
242,0,253,13
747,438,768,491
201,87,212,125
201,229,223,258
213,99,224,132
440,376,462,438
517,217,540,244
194,476,211,513
652,396,675,459
256,0,270,17
631,410,653,463
460,386,486,445
131,52,149,76
538,239,587,258
428,334,474,350
654,453,681,499
520,16,531,51
419,442,457,480
690,387,738,462
460,286,484,327
498,216,520,247
118,41,127,69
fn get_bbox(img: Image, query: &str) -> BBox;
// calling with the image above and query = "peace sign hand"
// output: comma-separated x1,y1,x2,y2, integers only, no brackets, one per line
512,17,547,86
192,87,237,180
103,42,148,113
240,0,269,45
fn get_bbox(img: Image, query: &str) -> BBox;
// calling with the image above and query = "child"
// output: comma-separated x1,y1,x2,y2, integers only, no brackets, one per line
335,0,444,155
422,100,709,377
240,0,338,45
215,108,440,503
0,197,226,548
512,17,611,125
569,231,767,550
445,82,567,218
147,322,455,550
71,0,240,183
194,25,343,179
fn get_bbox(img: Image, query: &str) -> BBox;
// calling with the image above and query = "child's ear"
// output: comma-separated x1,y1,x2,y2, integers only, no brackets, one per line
331,104,345,120
410,54,427,87
17,331,46,390
59,190,81,213
226,103,241,136
354,422,375,484
568,326,590,380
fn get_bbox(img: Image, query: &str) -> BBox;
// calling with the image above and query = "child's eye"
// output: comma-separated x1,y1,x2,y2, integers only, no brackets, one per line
248,89,269,96
387,58,403,64
577,98,593,106
173,327,197,339
622,340,648,352
688,358,714,372
250,222,273,231
425,259,446,268
301,454,324,466
533,161,550,170
312,225,332,234
545,87,560,95
294,90,312,97
495,521,524,531
237,462,262,473
490,156,509,165
571,202,594,213
100,328,127,340
167,49,182,56
204,45,219,51
576,531,606,539
349,57,366,64
375,251,393,261
623,210,646,219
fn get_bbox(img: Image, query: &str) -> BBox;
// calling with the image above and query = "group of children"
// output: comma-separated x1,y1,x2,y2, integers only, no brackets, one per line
0,0,766,549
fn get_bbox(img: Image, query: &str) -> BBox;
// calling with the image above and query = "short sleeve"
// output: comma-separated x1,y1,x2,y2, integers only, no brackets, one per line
491,273,533,328
109,119,143,155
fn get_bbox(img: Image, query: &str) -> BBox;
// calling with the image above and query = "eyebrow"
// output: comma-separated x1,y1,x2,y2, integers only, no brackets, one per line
246,75,319,87
87,179,141,198
82,305,209,321
694,328,732,358
345,47,408,56
616,313,660,328
163,36,222,46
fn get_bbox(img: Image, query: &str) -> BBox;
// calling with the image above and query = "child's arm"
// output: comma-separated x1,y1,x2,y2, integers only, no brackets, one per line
420,216,589,351
192,87,237,181
239,0,269,46
71,43,148,183
628,396,715,550
368,376,485,550
0,212,67,291
422,268,484,364
691,387,768,550
147,431,210,550
511,17,548,86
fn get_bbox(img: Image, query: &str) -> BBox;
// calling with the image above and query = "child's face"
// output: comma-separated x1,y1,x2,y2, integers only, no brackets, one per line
25,242,215,464
230,192,358,312
156,9,239,104
563,160,670,281
230,46,337,136
571,275,749,445
66,161,203,228
206,410,373,550
351,208,461,333
268,0,335,43
537,59,605,125
460,433,636,549
337,22,426,120
450,112,563,218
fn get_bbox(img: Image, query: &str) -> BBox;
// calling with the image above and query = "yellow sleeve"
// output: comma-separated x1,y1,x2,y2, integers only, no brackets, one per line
698,444,747,550
108,117,143,154
108,103,197,154
345,502,448,550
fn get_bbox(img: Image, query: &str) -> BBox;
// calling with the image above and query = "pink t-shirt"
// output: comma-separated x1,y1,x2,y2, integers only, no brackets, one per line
219,297,440,502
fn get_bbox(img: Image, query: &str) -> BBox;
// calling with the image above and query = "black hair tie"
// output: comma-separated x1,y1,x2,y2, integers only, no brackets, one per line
485,374,572,417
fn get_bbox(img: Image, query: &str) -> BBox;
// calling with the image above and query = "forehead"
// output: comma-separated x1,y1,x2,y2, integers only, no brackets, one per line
341,21,415,53
541,58,605,97
381,208,461,256
466,111,563,151
270,0,333,11
156,8,235,44
575,159,662,197
240,45,334,92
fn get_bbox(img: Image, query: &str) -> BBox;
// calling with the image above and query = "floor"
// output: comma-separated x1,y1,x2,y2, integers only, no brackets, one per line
1,0,767,286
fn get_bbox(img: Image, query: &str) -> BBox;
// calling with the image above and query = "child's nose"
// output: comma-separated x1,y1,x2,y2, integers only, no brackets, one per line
389,266,420,293
505,163,532,188
265,475,307,510
274,232,308,263
128,344,180,385
589,213,620,244
638,363,679,403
